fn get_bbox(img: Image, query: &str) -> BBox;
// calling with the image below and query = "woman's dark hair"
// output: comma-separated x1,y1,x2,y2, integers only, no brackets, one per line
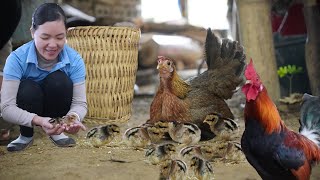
31,3,66,30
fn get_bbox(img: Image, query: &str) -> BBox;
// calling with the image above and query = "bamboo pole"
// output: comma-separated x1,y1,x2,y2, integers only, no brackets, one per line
236,0,280,101
303,1,320,95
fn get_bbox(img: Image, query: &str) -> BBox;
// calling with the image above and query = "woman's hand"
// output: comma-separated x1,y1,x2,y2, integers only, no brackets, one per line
60,114,86,134
63,120,86,134
32,115,65,135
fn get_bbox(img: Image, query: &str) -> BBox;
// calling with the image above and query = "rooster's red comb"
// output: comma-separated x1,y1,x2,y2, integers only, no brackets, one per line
245,58,258,81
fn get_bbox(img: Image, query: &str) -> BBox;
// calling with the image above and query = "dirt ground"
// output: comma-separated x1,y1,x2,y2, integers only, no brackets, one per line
1,92,320,180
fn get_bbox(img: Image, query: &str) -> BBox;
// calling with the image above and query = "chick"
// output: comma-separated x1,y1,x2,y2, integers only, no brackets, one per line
180,142,243,164
179,145,215,161
159,159,187,180
86,124,120,147
203,112,239,140
146,121,170,144
180,145,200,158
123,125,151,149
189,156,214,180
145,143,177,165
61,114,78,125
168,122,201,145
49,114,77,126
218,141,245,163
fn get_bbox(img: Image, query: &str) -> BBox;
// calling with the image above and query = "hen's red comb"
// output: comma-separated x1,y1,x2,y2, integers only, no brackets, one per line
157,56,166,61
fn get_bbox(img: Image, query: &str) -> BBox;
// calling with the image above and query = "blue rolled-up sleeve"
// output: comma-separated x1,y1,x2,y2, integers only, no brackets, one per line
70,53,86,84
3,53,23,80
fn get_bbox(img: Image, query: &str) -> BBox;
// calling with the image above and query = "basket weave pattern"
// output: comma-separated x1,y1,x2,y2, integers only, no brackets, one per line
67,26,140,124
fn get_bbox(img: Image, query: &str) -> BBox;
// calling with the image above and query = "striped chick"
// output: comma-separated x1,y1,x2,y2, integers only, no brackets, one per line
123,125,151,149
159,159,187,180
86,124,120,147
145,142,177,165
168,122,201,145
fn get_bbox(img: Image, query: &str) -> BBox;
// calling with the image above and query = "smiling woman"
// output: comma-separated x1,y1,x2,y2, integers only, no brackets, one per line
30,3,67,61
31,20,66,61
0,3,87,152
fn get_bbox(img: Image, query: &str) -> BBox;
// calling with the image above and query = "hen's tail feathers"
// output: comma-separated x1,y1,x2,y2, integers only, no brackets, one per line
299,93,320,146
205,28,246,76
203,28,246,99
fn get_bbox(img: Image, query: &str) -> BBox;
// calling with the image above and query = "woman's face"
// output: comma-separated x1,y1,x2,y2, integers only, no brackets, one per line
31,20,66,61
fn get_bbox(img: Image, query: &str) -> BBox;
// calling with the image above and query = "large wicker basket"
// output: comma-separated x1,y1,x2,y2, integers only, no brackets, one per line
67,26,140,124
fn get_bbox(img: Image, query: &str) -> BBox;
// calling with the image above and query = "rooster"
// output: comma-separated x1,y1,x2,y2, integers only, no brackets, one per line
241,59,320,180
148,28,246,139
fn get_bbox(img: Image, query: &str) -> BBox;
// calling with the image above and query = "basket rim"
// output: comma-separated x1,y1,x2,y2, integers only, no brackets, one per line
67,25,140,32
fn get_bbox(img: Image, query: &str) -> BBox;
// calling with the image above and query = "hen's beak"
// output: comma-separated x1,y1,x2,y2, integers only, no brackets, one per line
157,63,169,73
157,63,165,70
157,62,173,76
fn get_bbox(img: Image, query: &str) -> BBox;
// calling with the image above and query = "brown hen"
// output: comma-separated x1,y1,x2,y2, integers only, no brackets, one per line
148,28,246,139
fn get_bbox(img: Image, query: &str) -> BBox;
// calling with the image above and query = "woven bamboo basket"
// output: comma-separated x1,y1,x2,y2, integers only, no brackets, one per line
67,26,140,124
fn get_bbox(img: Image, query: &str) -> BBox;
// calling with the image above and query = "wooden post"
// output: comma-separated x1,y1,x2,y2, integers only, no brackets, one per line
236,0,280,101
303,1,320,96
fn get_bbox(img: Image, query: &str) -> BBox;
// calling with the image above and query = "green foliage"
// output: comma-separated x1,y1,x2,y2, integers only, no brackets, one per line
277,65,303,95
277,65,303,78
